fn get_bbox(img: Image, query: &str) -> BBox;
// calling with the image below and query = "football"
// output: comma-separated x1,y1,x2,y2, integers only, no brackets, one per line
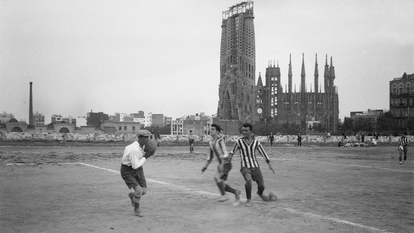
144,139,158,158
268,192,277,202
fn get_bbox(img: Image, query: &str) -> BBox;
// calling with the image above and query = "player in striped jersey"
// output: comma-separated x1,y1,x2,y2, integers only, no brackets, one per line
201,124,241,206
227,123,275,206
398,134,409,165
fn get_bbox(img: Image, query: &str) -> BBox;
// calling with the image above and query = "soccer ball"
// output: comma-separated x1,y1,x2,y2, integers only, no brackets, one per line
268,192,277,202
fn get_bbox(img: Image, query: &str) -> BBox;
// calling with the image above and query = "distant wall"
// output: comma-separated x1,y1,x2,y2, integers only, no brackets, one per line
0,132,403,144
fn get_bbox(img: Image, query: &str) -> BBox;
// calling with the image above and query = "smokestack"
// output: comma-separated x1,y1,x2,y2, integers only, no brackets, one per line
29,82,34,127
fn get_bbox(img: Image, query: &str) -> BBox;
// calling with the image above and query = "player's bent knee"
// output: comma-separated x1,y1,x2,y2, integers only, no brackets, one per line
133,186,143,198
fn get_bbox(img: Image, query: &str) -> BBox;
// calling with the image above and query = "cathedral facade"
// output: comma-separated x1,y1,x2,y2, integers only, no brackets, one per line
257,54,339,134
217,1,339,134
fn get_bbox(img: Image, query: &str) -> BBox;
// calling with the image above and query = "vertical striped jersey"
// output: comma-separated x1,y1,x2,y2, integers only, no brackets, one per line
399,136,409,146
208,138,228,164
231,138,270,168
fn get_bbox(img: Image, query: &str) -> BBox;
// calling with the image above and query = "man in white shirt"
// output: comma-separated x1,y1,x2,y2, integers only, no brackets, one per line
120,130,156,217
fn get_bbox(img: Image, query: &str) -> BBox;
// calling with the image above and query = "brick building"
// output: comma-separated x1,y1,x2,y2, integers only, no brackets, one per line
390,72,414,129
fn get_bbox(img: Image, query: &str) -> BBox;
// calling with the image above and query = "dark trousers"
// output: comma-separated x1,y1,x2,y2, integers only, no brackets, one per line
121,164,146,203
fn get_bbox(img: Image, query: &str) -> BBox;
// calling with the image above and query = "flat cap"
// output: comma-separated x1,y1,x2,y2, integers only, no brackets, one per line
137,129,152,137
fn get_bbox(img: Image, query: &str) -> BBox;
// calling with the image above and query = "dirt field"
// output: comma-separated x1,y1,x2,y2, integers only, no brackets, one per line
0,144,413,233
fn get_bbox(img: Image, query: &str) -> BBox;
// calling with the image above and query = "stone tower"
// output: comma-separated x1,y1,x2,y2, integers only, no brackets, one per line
217,1,258,122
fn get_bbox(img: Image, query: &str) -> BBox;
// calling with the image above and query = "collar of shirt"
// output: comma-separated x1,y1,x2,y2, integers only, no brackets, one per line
121,141,145,165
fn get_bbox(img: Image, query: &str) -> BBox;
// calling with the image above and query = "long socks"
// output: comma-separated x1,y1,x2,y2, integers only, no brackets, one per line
216,181,225,195
224,184,236,194
245,181,252,200
257,185,265,196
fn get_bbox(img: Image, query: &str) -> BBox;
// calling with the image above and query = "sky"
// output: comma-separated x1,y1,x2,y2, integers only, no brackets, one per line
1,0,413,123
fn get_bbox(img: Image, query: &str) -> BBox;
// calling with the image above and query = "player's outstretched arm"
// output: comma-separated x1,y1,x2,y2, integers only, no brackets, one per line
225,141,239,162
202,150,213,172
201,160,211,172
225,152,233,162
267,161,275,174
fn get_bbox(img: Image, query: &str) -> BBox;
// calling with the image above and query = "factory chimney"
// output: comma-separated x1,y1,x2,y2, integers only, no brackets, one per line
29,82,34,128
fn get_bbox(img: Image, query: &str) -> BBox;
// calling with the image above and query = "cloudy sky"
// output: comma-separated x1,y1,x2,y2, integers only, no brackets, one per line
1,0,413,123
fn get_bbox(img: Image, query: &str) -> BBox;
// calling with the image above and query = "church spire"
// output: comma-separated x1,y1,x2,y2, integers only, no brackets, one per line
314,53,319,94
301,53,306,93
301,53,306,77
324,54,329,95
257,72,263,87
288,54,292,95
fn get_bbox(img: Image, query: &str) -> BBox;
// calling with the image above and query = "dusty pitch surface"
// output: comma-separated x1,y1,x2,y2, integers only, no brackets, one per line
1,145,413,233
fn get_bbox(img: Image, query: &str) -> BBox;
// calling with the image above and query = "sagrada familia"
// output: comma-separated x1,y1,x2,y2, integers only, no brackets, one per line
216,1,339,133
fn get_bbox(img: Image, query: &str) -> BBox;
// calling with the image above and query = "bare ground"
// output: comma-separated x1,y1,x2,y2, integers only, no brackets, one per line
0,145,413,233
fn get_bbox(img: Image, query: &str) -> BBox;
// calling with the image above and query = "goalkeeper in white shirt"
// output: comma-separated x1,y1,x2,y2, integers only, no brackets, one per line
120,130,157,217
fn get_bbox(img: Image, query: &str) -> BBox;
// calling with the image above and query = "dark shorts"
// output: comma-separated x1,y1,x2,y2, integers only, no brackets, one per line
120,164,147,189
217,161,232,181
402,145,408,156
240,167,264,183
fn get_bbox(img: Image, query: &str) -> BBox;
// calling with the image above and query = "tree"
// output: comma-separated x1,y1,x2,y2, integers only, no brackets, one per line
353,118,373,132
312,123,327,133
1,111,14,118
377,112,395,135
342,117,353,133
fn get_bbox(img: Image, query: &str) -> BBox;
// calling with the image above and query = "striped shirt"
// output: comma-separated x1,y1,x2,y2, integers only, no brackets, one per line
231,137,270,168
189,134,195,141
207,138,228,164
399,136,409,146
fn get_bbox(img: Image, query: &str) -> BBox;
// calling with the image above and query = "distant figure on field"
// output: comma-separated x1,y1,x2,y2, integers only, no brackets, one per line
268,132,274,146
189,130,195,153
297,133,302,147
398,134,409,165
374,132,379,140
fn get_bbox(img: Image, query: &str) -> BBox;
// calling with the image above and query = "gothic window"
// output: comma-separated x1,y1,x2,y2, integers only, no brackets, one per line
392,84,397,94
406,83,411,94
399,83,404,94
